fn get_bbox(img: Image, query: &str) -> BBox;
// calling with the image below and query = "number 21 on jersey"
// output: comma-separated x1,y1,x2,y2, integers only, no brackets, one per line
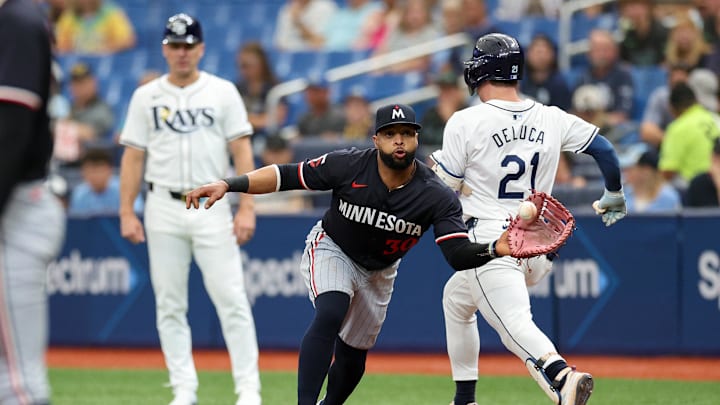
498,152,540,199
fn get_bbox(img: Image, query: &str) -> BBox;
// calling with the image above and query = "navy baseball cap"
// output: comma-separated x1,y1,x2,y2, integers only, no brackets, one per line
162,13,203,45
374,104,422,133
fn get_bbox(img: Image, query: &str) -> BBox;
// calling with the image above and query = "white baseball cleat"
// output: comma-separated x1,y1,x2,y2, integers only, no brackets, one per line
559,368,593,405
236,390,262,405
169,389,197,405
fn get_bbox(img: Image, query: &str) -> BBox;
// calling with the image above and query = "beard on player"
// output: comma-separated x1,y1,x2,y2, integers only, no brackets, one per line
378,148,416,170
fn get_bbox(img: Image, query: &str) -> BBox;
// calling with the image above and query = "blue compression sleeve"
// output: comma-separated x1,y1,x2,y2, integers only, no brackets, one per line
581,134,622,191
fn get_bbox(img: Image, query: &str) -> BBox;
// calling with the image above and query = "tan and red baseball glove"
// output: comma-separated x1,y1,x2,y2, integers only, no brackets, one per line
507,191,575,259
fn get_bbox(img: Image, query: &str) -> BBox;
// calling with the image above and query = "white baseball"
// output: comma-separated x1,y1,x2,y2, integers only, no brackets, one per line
518,201,537,220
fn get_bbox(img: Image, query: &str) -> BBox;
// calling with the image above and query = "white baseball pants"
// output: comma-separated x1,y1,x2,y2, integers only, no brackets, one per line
443,257,558,381
144,188,260,396
0,181,64,405
300,221,399,350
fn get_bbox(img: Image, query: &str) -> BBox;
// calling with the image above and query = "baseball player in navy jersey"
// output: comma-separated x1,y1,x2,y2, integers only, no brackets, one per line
430,33,627,405
185,103,520,405
118,14,260,405
0,0,66,404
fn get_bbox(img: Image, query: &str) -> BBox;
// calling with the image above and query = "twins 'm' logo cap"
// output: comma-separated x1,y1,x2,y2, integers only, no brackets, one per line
163,13,203,45
375,104,422,133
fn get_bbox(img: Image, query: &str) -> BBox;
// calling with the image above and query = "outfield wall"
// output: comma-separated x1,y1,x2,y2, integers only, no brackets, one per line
48,212,720,355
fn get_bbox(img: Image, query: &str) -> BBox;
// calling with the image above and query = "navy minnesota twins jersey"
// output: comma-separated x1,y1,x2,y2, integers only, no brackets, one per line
0,0,52,183
290,148,468,270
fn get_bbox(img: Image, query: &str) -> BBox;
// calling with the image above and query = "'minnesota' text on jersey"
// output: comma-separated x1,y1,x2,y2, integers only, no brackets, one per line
282,148,468,270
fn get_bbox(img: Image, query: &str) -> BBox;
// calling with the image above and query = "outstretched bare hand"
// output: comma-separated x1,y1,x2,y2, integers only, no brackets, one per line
185,180,230,210
494,229,510,257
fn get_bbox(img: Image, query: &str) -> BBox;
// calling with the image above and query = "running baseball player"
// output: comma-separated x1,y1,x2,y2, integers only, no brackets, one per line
0,0,66,403
185,104,518,405
430,33,626,405
118,14,260,405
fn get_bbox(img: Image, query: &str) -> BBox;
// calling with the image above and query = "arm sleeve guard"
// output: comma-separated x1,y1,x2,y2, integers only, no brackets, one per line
429,152,464,192
581,134,622,192
277,163,305,191
438,237,496,271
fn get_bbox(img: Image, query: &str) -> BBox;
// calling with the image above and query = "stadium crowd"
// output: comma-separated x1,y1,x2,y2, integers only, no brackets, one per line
43,0,720,214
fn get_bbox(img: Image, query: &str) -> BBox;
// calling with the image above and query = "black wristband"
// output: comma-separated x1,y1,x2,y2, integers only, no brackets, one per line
222,175,249,192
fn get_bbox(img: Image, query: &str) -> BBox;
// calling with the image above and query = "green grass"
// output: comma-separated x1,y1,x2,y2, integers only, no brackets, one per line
49,368,720,405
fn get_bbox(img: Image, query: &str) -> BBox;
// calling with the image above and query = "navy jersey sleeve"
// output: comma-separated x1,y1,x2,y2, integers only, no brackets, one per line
286,148,366,191
430,185,469,244
0,1,52,214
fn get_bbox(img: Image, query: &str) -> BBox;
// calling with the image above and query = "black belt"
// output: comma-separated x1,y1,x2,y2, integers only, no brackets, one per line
465,217,477,229
148,182,185,201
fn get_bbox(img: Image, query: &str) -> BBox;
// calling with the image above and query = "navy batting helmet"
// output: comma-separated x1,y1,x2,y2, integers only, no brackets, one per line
463,33,524,95
162,13,203,45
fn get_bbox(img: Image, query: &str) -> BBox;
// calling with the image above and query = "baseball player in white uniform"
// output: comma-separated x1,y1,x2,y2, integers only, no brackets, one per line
430,34,627,405
118,14,260,405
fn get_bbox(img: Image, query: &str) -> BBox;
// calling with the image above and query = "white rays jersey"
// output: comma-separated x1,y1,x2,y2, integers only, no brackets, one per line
119,72,252,190
433,98,598,242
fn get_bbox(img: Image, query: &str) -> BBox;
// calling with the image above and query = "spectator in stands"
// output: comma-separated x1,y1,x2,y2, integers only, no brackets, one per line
296,77,345,139
341,89,373,140
420,71,467,153
322,0,383,50
687,68,720,115
696,0,720,44
235,42,288,140
46,0,67,25
364,0,402,50
55,0,136,54
431,0,463,71
659,82,720,186
372,0,440,73
686,137,720,207
67,62,114,142
622,148,682,213
54,62,115,164
572,83,638,146
461,0,498,49
253,135,312,213
520,33,572,110
619,0,669,66
640,63,692,148
69,148,143,216
573,29,635,126
555,152,588,189
494,0,563,21
444,0,500,75
274,0,338,51
664,16,711,71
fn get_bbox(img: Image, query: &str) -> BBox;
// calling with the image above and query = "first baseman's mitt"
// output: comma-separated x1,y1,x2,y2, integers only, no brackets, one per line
507,191,575,258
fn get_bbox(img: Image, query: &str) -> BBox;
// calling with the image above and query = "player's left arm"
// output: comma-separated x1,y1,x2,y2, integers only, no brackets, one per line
431,187,509,269
582,134,627,225
229,136,256,245
437,233,510,270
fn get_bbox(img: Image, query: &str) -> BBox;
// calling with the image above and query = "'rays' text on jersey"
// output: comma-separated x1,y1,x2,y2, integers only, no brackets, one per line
492,125,545,148
338,198,422,236
152,105,216,133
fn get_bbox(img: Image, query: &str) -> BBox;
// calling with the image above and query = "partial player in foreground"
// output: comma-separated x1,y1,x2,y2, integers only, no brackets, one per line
0,0,66,403
430,33,627,405
185,103,565,405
